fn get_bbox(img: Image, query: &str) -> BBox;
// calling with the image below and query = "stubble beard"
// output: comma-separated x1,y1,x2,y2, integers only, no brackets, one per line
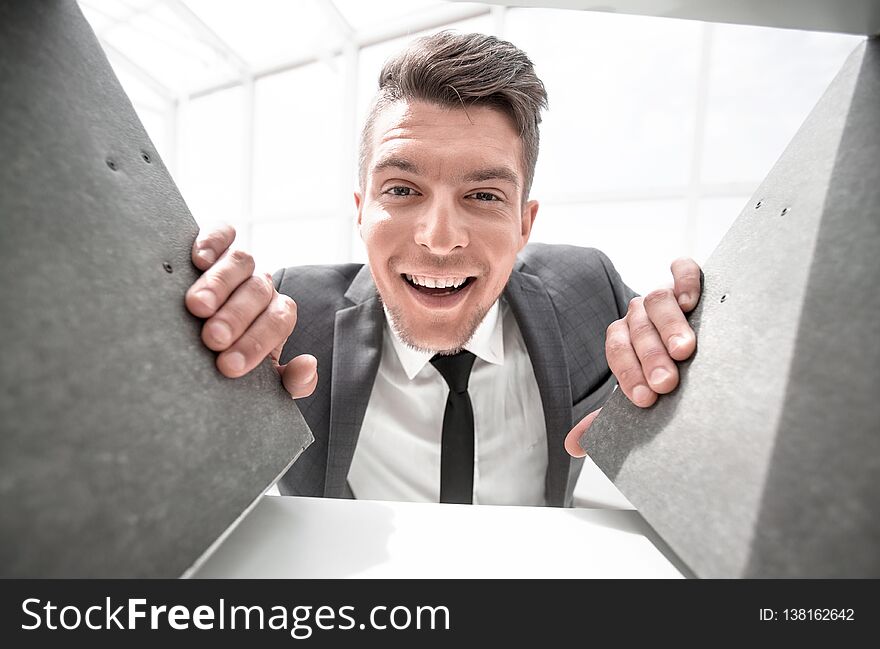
382,296,493,356
377,253,497,355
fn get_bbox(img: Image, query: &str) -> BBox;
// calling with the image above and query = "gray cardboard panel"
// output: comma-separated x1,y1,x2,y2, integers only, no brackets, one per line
582,37,880,577
0,0,313,577
488,0,880,36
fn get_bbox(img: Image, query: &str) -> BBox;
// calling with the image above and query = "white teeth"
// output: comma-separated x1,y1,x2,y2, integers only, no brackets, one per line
405,274,469,289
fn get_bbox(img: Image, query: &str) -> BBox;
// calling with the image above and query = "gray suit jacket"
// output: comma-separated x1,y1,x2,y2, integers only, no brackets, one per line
273,243,636,507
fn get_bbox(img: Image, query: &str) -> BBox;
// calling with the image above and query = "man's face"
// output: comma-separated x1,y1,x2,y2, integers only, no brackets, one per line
355,100,539,354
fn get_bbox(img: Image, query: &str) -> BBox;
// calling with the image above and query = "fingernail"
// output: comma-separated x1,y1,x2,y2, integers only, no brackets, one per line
678,293,691,308
565,434,587,458
195,289,216,311
632,385,653,405
298,368,317,387
196,248,217,265
208,321,231,346
650,368,672,386
225,352,245,374
669,334,686,355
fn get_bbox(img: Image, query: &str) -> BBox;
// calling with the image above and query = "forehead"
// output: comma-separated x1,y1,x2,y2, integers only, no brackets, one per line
367,100,523,182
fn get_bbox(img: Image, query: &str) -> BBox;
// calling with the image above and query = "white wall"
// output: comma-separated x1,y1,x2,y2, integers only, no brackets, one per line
114,5,862,292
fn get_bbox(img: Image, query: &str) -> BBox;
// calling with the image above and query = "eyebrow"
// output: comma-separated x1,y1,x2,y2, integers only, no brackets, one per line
371,156,422,176
460,166,520,189
371,156,521,189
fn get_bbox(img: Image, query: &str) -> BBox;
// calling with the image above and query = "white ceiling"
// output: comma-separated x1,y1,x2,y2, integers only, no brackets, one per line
77,0,489,99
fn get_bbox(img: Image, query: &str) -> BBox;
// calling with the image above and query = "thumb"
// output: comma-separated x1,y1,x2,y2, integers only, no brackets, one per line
280,354,318,399
564,408,602,458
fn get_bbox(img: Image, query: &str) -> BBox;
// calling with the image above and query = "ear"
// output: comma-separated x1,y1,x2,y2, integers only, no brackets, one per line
518,199,539,250
354,191,363,226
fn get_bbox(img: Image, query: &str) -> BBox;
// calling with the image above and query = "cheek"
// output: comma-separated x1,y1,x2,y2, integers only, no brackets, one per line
479,227,522,288
362,208,406,241
480,222,523,262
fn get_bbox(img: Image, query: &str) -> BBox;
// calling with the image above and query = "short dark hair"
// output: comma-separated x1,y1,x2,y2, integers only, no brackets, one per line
358,31,548,201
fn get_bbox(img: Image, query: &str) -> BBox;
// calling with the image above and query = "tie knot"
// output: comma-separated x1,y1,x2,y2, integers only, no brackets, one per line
430,350,476,394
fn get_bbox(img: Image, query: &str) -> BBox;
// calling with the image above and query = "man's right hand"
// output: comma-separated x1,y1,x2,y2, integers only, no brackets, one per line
185,225,317,399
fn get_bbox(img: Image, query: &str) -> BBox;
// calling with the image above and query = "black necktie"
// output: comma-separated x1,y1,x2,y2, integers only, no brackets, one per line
430,350,477,504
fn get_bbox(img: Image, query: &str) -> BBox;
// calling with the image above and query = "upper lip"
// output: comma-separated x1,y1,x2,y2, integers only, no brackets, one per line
399,271,478,277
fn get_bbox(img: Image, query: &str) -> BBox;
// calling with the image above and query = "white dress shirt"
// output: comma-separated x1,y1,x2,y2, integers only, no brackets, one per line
347,298,548,505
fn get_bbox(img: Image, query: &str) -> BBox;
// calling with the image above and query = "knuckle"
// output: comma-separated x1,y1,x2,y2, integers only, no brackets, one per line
680,272,702,286
672,258,701,282
268,296,296,331
671,256,697,269
218,302,248,331
239,333,264,360
200,225,235,250
200,233,225,250
644,288,673,307
266,300,287,324
605,335,630,358
638,345,668,363
606,319,624,338
202,272,231,295
280,294,297,320
228,248,255,270
248,274,274,302
616,365,643,387
626,296,643,314
628,320,655,340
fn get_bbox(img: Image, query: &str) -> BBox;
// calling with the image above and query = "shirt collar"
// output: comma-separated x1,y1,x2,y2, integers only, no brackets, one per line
384,300,505,380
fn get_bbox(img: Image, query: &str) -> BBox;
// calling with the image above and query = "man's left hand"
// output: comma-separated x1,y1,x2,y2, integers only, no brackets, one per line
565,257,702,457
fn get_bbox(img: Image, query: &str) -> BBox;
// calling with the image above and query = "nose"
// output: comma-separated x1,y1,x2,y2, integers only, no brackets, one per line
413,195,469,255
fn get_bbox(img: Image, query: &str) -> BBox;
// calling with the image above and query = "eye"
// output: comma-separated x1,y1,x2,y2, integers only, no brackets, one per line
468,191,501,202
384,186,420,197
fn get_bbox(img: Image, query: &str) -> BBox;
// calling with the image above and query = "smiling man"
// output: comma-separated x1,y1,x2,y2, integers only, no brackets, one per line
185,32,701,507
358,99,533,355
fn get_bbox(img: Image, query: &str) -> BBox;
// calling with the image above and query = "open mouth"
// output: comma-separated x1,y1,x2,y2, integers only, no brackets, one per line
401,273,475,297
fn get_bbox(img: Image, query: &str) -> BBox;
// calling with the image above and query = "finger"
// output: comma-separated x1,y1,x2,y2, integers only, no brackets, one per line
564,408,602,458
670,257,702,312
626,297,679,395
201,273,275,352
216,292,297,378
642,288,696,362
281,354,318,399
606,315,657,408
192,224,236,271
185,248,256,319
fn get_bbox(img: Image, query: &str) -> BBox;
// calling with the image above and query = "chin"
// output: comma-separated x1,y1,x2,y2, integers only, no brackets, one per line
409,332,466,355
387,306,484,354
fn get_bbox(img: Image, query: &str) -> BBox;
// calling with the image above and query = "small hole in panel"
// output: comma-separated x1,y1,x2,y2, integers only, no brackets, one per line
781,207,789,216
720,294,727,303
755,201,762,209
141,151,152,163
163,262,173,273
106,158,118,171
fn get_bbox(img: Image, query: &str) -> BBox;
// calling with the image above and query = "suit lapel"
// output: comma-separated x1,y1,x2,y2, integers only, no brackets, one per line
504,269,574,507
323,265,384,498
